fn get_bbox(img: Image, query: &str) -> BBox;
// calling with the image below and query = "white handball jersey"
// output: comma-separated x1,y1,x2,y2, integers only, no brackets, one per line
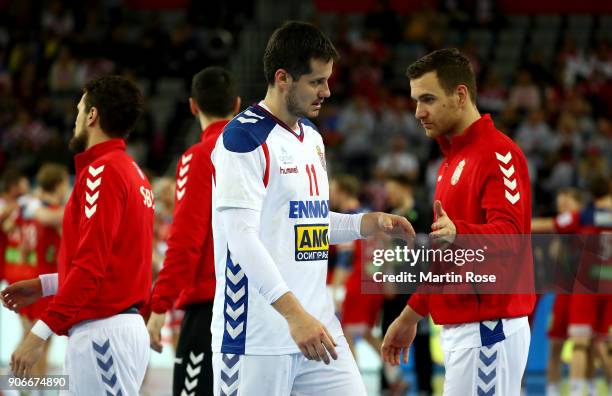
211,102,342,355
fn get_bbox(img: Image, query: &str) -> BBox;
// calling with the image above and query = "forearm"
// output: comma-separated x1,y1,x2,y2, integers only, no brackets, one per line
359,212,387,238
398,304,424,326
531,218,554,233
39,273,58,296
271,291,306,320
221,208,290,304
329,211,363,244
35,207,64,227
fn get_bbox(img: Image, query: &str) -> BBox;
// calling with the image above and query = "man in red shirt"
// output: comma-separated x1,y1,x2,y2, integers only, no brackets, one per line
382,49,535,395
1,76,154,395
146,66,240,396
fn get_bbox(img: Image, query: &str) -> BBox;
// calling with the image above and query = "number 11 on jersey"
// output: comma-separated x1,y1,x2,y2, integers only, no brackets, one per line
305,164,319,196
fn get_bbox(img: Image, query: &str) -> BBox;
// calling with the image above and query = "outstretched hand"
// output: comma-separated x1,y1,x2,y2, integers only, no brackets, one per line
361,212,416,241
1,278,43,313
430,200,456,246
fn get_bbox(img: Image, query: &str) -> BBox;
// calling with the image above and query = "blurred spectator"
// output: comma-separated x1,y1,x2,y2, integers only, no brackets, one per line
551,112,584,156
515,109,554,169
375,134,419,181
337,95,376,176
41,0,75,37
478,69,508,115
48,47,80,95
508,69,542,112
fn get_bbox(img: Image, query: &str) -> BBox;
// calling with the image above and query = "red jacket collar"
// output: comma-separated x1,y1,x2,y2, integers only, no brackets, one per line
74,138,126,173
200,120,229,141
436,114,492,157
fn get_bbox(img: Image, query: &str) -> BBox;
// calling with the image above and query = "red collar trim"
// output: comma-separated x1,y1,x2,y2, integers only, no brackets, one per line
200,120,229,141
74,138,126,173
437,114,492,157
255,104,304,142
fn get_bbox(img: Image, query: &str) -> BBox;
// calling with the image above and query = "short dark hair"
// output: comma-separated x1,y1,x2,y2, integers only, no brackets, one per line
191,66,237,118
558,187,582,204
83,76,144,138
407,48,477,103
1,168,25,193
333,174,360,198
263,21,339,86
589,176,610,200
36,163,68,193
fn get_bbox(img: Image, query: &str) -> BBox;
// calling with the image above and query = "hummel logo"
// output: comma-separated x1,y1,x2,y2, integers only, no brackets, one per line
85,164,104,219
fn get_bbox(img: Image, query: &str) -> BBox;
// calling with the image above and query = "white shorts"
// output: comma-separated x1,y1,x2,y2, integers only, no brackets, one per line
443,324,530,396
60,313,150,396
212,336,366,396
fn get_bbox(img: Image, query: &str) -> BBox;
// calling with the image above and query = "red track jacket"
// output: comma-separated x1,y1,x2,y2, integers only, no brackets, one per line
150,121,227,313
408,115,535,324
40,139,154,335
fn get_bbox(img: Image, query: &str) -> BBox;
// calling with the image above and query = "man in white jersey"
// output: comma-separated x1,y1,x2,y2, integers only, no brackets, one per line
211,21,415,395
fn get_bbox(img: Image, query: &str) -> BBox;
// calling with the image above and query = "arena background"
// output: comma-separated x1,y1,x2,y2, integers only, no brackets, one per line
0,0,611,395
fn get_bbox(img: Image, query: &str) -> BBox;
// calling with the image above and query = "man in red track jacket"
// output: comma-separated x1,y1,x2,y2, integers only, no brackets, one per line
146,67,240,396
382,49,535,396
2,76,154,395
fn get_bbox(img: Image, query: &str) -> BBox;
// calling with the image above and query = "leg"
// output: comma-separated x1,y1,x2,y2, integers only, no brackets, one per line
546,339,564,396
568,336,590,396
291,335,367,396
568,294,597,396
64,314,150,396
363,330,382,355
547,294,570,396
212,352,294,396
443,325,530,396
413,330,433,394
173,302,214,396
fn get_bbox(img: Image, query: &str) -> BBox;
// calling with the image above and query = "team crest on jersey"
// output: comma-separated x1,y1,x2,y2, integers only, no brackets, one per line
279,146,294,165
294,224,329,261
451,159,466,186
316,146,326,171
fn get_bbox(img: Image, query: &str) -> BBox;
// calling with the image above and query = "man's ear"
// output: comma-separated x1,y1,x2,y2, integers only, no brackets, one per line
275,69,292,90
189,97,199,116
456,84,470,108
87,106,99,127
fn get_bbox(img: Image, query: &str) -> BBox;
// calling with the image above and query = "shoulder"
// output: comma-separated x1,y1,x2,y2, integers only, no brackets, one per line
478,127,528,169
90,153,148,190
222,106,277,153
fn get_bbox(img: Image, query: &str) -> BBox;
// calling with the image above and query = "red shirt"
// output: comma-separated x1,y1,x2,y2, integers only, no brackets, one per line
408,115,535,324
150,121,227,313
40,139,154,335
35,202,62,275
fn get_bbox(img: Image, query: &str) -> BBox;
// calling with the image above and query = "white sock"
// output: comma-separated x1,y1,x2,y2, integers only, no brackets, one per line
587,379,597,396
569,379,586,396
546,382,561,396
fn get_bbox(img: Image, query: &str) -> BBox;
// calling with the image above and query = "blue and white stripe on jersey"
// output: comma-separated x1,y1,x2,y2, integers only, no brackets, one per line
222,252,249,354
223,106,276,153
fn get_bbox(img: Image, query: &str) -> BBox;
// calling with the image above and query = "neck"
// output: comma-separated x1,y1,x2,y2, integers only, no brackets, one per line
448,103,481,140
263,87,299,130
198,114,228,131
87,129,112,150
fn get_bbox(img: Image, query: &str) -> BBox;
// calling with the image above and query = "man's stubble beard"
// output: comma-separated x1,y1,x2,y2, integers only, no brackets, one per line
286,85,310,119
69,127,88,154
